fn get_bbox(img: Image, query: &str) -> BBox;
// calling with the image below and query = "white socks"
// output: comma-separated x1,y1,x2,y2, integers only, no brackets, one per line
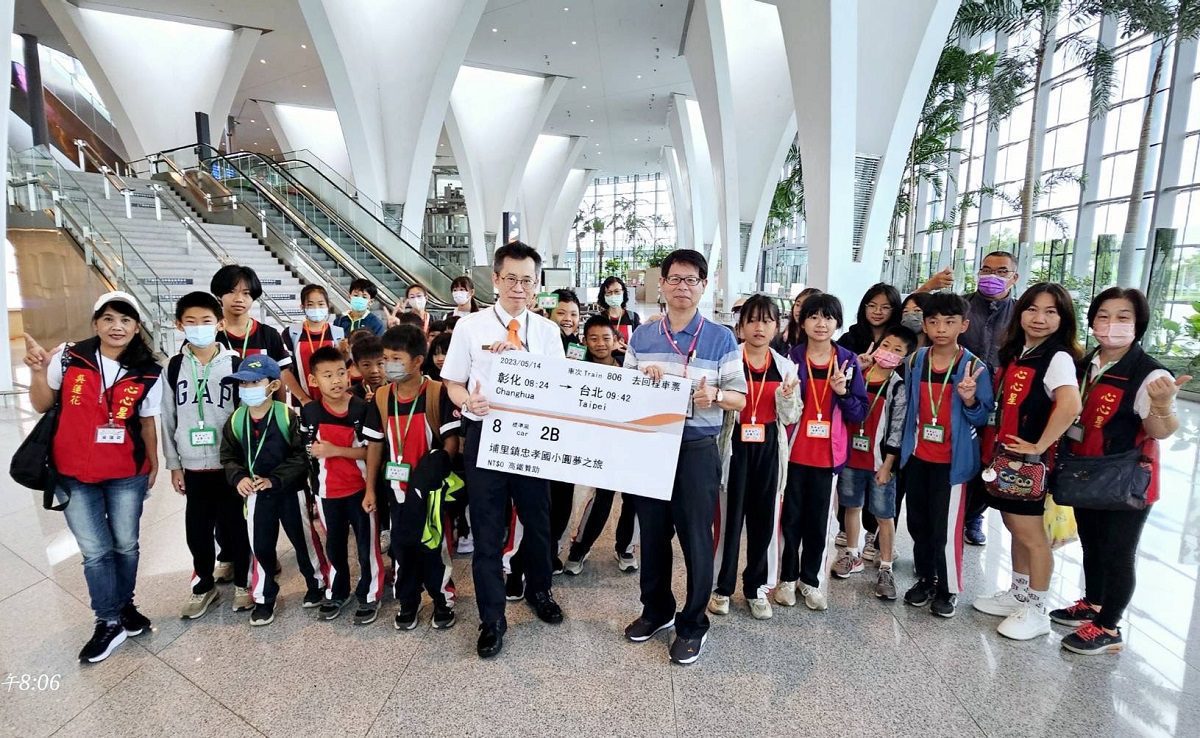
1026,588,1048,614
1012,572,1030,592
880,560,893,571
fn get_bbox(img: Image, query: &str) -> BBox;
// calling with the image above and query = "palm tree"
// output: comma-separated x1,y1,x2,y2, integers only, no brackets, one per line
765,141,803,245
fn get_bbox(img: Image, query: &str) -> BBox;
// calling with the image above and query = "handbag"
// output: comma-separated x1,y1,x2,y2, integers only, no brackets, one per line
10,345,72,511
1050,441,1150,511
982,451,1047,501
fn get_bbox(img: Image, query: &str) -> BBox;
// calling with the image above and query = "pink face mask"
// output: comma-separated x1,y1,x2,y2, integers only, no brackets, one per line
873,349,903,370
1093,322,1136,349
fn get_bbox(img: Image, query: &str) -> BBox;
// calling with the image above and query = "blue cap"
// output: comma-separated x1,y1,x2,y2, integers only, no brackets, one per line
224,354,281,383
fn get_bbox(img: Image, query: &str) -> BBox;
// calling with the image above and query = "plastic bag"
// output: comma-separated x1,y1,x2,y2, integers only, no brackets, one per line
1044,494,1078,550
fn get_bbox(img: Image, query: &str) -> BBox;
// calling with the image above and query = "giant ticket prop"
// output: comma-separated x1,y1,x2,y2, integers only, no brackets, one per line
478,353,690,500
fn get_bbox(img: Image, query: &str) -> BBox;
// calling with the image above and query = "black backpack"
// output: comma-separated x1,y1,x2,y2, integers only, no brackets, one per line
10,345,72,510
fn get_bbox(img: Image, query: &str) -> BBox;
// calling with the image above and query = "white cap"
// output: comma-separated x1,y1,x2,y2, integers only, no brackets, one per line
92,290,142,319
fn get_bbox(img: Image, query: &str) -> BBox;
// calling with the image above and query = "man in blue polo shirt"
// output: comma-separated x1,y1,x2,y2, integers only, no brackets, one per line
621,248,747,665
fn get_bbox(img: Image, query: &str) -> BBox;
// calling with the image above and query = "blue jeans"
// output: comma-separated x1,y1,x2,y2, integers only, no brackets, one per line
58,475,149,622
837,467,897,519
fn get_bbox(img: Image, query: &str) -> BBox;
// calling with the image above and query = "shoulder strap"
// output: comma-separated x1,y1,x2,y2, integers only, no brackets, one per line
272,400,292,437
166,354,183,391
425,379,443,446
375,384,391,428
230,405,248,443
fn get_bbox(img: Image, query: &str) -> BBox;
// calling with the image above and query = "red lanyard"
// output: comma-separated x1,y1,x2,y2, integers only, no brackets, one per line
662,316,705,377
743,348,772,425
805,350,833,422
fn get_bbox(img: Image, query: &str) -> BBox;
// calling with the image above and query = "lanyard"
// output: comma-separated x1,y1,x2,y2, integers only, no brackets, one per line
390,380,426,463
859,371,889,435
349,314,363,333
304,323,329,360
493,308,528,350
224,319,254,358
244,403,275,477
187,350,215,427
96,351,123,423
926,349,962,422
1081,359,1116,406
743,348,772,425
661,316,705,377
805,350,833,422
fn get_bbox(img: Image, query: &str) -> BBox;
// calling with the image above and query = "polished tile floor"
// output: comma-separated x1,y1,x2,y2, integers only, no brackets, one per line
1,385,1199,738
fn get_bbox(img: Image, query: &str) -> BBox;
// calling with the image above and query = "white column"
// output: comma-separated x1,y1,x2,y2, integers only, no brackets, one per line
547,168,595,268
517,135,587,256
661,146,690,250
259,102,353,182
0,0,14,391
1072,17,1118,278
975,31,1009,259
667,94,718,261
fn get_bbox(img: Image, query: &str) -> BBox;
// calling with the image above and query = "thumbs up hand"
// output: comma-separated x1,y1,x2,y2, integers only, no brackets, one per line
466,379,491,416
693,374,718,409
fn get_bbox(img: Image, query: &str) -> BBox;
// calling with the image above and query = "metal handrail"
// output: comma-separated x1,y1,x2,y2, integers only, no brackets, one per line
74,139,131,193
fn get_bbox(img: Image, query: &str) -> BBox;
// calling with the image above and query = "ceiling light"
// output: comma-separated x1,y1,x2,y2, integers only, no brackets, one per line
266,127,271,131
254,142,259,145
589,119,594,122
571,40,577,45
581,85,587,89
250,119,256,123
637,74,642,79
564,6,569,10
492,27,498,32
259,59,266,64
301,84,307,88
634,138,639,142
301,43,307,49
595,143,599,146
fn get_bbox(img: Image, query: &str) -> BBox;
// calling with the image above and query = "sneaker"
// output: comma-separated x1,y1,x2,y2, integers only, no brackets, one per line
78,620,127,663
232,587,254,612
835,530,848,547
1061,623,1123,655
379,529,391,553
832,551,864,578
552,557,565,576
748,597,773,620
707,593,730,616
250,602,275,626
875,568,897,600
318,598,348,621
904,579,936,608
973,588,1024,617
997,605,1052,640
615,551,638,572
505,573,525,601
213,561,234,584
774,581,797,607
394,605,419,630
432,604,456,630
180,589,219,620
353,602,380,626
862,533,878,562
624,616,674,642
964,515,987,546
930,593,958,618
303,587,324,608
800,583,828,611
564,555,586,576
1049,598,1099,627
669,633,708,665
457,535,474,554
120,603,151,636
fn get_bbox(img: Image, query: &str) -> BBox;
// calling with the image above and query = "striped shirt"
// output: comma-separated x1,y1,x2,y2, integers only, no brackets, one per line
624,311,746,441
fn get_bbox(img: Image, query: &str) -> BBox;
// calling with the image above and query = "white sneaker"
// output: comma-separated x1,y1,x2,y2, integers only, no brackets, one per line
800,583,828,611
457,535,474,554
748,597,773,620
564,555,586,575
707,593,730,616
615,551,639,572
997,604,1052,640
973,588,1024,617
774,580,797,607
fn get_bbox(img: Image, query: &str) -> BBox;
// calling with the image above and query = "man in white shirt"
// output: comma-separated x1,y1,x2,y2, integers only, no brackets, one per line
441,242,567,658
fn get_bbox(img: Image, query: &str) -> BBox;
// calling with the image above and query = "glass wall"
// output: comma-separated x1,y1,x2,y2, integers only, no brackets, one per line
565,173,676,291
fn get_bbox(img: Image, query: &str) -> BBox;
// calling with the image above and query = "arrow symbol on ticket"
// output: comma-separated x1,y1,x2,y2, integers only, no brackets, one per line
559,384,573,389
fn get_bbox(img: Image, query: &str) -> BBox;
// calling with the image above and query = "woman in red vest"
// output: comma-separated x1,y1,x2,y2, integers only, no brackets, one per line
24,292,163,664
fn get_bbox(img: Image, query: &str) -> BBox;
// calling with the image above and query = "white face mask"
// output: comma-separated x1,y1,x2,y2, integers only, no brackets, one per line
452,290,471,306
604,293,624,308
408,296,427,312
184,324,217,348
305,307,329,323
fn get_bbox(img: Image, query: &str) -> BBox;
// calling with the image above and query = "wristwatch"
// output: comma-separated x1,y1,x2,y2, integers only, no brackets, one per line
715,388,724,405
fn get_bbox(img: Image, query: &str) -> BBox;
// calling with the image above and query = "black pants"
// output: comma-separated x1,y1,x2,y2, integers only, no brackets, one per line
904,457,966,595
184,469,250,593
389,477,454,609
715,426,782,599
246,488,327,604
632,436,720,639
463,420,553,627
316,491,384,604
780,462,835,588
963,476,988,525
510,480,574,578
568,489,636,561
1075,505,1152,630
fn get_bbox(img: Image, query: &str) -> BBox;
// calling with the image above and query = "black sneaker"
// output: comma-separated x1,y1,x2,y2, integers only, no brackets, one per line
527,590,564,624
964,515,987,546
353,601,379,626
1061,623,1124,655
250,602,275,626
552,557,565,575
624,616,675,642
120,602,151,636
318,599,347,620
904,579,936,608
303,587,324,608
505,573,525,601
394,605,419,630
1050,598,1099,627
669,633,708,665
931,593,958,618
78,620,127,663
432,604,456,630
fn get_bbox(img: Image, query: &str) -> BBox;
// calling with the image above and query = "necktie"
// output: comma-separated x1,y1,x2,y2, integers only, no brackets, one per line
507,319,523,349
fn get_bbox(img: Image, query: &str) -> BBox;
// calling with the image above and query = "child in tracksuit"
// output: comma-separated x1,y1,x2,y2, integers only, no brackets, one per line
777,294,869,611
163,291,251,619
220,355,329,626
831,325,917,600
301,346,386,625
900,292,994,618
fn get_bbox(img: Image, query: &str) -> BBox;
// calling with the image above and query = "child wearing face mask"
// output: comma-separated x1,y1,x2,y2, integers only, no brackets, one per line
335,278,386,337
402,285,431,334
283,284,346,406
450,276,479,318
163,292,253,619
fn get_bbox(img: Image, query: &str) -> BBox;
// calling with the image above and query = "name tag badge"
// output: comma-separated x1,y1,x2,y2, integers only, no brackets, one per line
740,423,766,443
566,342,587,361
805,420,831,439
851,434,870,453
189,427,216,447
385,462,411,483
987,410,998,427
1066,422,1085,443
921,423,946,444
95,424,126,444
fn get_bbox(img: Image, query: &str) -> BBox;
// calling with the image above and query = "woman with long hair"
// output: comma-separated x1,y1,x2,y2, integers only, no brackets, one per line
772,287,823,355
837,283,902,369
599,275,641,346
450,275,480,318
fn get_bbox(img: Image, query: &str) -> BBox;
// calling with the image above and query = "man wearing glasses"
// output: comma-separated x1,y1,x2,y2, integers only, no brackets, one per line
442,242,567,658
622,248,747,665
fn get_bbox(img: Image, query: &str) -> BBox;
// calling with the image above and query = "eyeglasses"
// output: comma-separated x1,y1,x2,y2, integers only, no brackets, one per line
663,275,703,286
978,268,1012,277
499,275,536,290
